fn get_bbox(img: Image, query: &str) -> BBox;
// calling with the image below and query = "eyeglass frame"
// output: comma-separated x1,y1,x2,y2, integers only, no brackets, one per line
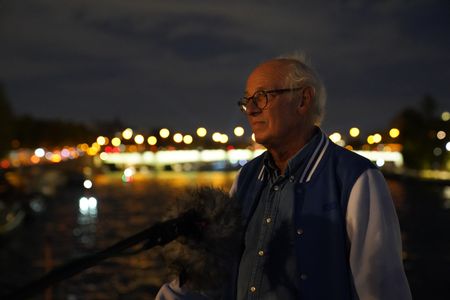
237,87,304,113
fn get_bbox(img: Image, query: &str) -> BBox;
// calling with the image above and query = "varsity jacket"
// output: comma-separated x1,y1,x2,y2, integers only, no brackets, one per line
230,130,412,300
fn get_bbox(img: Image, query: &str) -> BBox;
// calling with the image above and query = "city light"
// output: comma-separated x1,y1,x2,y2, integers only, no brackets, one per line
220,134,229,144
30,155,40,164
97,136,107,146
329,132,342,143
99,152,108,160
251,133,256,142
51,153,62,163
442,111,450,121
376,158,385,167
173,133,183,143
433,147,442,156
34,148,45,158
389,128,400,138
111,137,121,147
124,167,135,177
122,128,133,140
446,142,450,151
373,133,382,143
79,143,89,152
91,143,101,152
147,136,157,145
183,135,193,144
134,134,145,144
87,148,98,156
212,132,222,142
349,127,360,138
367,135,375,144
437,131,446,140
79,196,97,215
83,179,93,189
234,126,245,137
159,128,170,138
61,149,70,158
196,127,207,137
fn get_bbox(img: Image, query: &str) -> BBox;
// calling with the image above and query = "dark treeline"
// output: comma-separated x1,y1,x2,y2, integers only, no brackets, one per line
390,95,449,170
0,83,101,157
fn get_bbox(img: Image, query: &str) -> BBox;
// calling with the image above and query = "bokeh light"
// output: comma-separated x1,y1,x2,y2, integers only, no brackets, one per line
220,134,229,144
147,136,157,145
349,127,360,138
111,137,121,147
183,135,193,144
173,133,183,143
159,128,170,138
212,132,222,142
437,131,446,140
134,134,145,144
389,128,400,138
234,126,245,137
373,133,382,143
329,132,342,143
122,128,133,140
196,127,207,137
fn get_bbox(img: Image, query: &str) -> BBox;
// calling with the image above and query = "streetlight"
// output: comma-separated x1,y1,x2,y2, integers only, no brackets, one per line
183,135,193,144
349,127,360,138
159,128,170,138
196,127,207,137
234,126,245,137
111,137,121,147
220,134,229,144
173,133,183,143
122,128,133,140
212,132,222,142
389,128,400,139
134,134,144,144
147,136,157,145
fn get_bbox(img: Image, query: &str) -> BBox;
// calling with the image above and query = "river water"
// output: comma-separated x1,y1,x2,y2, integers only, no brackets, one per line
0,170,449,299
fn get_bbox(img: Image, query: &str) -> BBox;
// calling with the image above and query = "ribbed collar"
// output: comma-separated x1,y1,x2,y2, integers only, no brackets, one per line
262,127,322,179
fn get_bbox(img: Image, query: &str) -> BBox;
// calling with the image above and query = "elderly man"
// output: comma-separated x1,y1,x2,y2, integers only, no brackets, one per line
156,56,412,300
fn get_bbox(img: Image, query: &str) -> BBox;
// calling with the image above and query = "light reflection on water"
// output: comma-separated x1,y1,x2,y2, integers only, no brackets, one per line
443,186,450,209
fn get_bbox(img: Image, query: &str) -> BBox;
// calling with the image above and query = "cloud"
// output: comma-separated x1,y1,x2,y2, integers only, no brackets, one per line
0,0,448,133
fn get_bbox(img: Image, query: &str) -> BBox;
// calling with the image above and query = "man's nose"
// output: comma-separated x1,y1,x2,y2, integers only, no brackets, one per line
245,100,261,115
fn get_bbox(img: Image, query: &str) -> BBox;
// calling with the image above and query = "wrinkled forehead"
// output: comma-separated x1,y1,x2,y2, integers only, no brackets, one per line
245,60,292,94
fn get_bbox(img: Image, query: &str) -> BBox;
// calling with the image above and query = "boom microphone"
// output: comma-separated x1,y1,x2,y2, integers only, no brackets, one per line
160,186,243,292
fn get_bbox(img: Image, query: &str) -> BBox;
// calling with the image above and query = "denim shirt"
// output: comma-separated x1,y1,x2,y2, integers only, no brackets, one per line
236,131,321,300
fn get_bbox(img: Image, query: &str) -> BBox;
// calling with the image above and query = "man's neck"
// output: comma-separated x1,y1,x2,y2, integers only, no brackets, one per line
268,126,316,174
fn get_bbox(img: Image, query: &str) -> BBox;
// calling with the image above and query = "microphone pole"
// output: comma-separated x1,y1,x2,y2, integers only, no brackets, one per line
5,209,199,300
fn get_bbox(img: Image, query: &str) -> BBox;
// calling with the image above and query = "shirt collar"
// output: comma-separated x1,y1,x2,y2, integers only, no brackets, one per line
263,127,322,178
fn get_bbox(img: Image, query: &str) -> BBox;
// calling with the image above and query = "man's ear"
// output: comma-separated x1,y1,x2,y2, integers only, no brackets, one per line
297,86,314,112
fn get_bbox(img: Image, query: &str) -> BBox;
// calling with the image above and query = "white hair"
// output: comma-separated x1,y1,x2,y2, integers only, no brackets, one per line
277,53,327,125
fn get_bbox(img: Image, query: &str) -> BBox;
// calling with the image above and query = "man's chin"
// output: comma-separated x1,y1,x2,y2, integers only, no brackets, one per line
254,134,269,146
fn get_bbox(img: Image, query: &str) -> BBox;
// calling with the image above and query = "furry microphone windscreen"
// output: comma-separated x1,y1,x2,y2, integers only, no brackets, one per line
160,186,242,293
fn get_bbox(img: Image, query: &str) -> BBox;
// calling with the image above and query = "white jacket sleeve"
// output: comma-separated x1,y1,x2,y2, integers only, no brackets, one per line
155,279,209,300
346,169,412,300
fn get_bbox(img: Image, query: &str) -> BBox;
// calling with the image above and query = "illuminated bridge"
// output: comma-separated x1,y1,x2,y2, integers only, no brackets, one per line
95,148,404,171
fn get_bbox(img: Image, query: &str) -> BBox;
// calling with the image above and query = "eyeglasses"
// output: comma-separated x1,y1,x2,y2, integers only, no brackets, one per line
237,87,303,113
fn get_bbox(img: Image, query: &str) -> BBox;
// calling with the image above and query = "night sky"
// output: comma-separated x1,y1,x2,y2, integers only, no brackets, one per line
1,0,449,137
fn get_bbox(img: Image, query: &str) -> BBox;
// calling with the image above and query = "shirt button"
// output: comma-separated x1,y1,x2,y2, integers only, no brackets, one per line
266,217,272,224
273,185,279,191
300,273,308,280
296,228,304,235
289,176,295,182
258,250,264,256
250,286,256,292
